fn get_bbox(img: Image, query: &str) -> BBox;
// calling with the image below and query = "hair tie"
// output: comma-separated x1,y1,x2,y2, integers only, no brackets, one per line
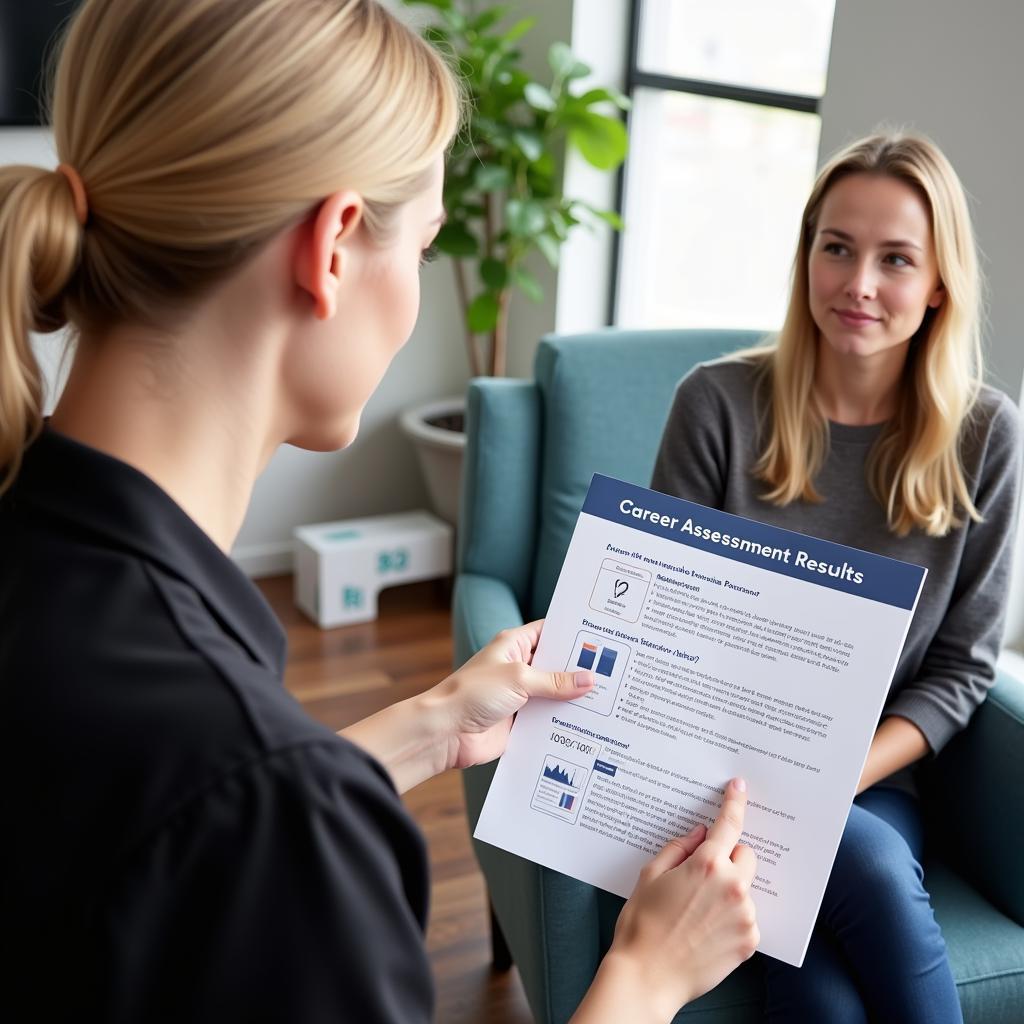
55,163,89,226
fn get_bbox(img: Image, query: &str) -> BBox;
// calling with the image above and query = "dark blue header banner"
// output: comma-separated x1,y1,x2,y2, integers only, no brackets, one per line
581,474,926,611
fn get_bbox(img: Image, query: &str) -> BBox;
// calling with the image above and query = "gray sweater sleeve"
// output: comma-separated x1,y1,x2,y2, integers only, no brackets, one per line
885,395,1024,754
651,367,730,507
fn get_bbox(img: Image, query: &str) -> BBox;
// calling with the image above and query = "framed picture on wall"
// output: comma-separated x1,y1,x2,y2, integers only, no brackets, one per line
0,1,84,126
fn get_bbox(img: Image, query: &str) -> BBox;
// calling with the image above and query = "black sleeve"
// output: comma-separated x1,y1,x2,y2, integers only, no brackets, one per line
98,742,434,1024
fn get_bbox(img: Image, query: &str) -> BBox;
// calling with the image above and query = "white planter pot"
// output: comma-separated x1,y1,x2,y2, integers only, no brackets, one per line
400,396,466,527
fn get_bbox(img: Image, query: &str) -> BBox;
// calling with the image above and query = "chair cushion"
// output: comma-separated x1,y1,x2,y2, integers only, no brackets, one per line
920,673,1024,924
529,328,763,618
929,859,1024,1023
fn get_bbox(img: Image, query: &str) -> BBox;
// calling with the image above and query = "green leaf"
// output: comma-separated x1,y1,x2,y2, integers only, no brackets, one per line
474,117,513,150
577,86,632,111
467,292,501,332
528,150,555,181
474,164,512,191
547,210,569,241
500,17,535,45
567,112,629,170
480,258,509,291
491,69,530,111
523,82,556,112
548,41,591,80
505,198,547,237
535,232,561,267
589,207,625,231
511,266,544,303
434,221,479,257
440,7,467,31
470,7,507,33
512,129,544,162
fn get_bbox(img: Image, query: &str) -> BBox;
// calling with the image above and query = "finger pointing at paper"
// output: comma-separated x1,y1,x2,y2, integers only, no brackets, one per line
571,778,759,1023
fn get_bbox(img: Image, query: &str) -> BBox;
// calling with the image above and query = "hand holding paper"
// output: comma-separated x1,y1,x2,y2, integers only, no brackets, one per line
428,620,595,771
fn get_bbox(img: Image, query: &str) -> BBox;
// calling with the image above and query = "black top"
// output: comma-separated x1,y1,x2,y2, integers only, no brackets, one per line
0,428,434,1023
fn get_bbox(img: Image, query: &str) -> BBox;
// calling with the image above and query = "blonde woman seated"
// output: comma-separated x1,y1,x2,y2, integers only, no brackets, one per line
652,132,1022,1023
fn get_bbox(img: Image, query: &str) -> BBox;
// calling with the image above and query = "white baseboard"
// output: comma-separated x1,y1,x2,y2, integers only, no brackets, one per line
232,540,294,579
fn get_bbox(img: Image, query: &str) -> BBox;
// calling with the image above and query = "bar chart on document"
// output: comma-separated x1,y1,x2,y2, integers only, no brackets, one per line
567,630,629,716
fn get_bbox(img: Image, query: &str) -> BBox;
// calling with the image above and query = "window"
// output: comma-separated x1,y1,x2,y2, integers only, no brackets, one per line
615,0,837,332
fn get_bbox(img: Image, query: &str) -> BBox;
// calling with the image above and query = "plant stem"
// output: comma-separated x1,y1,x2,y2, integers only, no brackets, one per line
453,259,483,377
491,288,511,377
484,190,494,258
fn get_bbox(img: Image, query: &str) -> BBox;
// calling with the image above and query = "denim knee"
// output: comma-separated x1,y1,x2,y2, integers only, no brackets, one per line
826,805,930,928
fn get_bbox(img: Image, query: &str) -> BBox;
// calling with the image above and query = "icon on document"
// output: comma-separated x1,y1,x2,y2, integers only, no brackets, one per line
567,630,630,717
531,754,589,823
589,558,651,622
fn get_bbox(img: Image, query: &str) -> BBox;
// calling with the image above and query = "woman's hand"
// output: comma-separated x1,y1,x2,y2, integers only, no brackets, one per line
571,779,759,1024
427,620,594,772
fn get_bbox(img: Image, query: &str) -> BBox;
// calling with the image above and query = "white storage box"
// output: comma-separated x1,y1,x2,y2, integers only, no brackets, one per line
293,511,453,628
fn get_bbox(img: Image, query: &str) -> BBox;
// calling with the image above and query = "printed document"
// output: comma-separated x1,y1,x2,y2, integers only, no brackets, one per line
474,474,926,966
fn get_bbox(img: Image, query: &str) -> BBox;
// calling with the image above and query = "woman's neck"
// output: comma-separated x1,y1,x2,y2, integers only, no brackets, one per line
49,324,284,554
813,340,908,426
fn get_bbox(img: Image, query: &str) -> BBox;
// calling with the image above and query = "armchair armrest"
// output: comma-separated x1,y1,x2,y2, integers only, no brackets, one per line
922,669,1024,924
452,572,525,668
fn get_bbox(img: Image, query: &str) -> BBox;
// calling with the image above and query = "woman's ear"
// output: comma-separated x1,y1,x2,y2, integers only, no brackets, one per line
928,282,946,309
294,190,364,320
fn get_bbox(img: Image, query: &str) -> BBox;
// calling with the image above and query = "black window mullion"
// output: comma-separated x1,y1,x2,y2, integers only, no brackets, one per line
630,70,819,115
605,0,644,325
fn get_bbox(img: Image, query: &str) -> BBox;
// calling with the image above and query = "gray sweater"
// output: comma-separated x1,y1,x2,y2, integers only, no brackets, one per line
651,357,1022,762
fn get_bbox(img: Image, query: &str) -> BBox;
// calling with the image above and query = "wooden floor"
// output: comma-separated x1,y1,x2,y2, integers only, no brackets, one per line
256,575,535,1024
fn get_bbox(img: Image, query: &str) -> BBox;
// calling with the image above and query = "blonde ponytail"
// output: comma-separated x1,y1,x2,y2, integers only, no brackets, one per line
0,166,83,494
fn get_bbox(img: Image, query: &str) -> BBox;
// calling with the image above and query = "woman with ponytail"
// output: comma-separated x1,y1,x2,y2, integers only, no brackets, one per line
0,3,758,1022
652,132,1023,1022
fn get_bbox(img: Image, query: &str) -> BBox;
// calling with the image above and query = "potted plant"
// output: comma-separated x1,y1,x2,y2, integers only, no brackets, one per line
399,0,629,523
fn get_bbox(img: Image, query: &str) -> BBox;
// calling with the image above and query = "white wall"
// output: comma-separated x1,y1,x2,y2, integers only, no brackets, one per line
819,0,1024,648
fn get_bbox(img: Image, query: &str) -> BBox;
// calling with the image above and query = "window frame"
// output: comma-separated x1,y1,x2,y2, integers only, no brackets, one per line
610,0,826,325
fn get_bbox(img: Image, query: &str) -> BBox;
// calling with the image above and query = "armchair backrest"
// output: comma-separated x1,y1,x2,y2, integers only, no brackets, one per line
459,328,763,619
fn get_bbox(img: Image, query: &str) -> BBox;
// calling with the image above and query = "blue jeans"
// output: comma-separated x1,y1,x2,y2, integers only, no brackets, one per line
763,786,962,1023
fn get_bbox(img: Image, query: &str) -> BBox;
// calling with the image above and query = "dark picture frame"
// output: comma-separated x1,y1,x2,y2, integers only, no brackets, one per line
0,1,83,126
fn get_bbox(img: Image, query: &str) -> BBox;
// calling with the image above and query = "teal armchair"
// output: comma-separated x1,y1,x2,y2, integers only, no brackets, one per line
453,328,1024,1023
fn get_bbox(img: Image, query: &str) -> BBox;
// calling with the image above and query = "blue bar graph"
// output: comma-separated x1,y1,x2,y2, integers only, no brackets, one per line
596,648,618,676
